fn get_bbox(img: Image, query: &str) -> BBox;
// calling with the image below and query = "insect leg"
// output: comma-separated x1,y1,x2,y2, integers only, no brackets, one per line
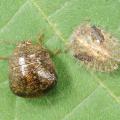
36,33,45,45
0,56,9,61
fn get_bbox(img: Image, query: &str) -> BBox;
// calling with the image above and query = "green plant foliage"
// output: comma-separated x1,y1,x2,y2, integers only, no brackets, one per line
0,0,120,120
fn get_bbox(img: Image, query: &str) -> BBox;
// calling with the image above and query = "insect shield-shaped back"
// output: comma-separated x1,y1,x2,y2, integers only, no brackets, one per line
9,41,57,97
70,24,120,72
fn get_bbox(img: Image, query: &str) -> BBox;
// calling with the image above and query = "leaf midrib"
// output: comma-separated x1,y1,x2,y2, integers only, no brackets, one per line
0,0,29,34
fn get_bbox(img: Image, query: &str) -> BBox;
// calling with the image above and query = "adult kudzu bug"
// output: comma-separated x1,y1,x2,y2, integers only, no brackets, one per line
9,41,57,97
1,36,58,98
69,23,120,72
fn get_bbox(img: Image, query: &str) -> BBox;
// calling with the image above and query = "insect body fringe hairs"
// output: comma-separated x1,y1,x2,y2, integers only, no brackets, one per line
69,23,120,72
9,41,58,98
0,38,57,98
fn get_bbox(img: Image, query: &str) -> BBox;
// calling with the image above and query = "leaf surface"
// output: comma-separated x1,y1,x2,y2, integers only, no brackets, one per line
0,0,120,120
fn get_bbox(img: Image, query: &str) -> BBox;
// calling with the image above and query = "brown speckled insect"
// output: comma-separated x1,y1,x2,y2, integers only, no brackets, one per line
8,41,57,97
0,36,57,98
69,23,120,72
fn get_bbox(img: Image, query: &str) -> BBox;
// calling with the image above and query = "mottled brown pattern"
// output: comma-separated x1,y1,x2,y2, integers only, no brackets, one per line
74,53,93,62
9,41,57,97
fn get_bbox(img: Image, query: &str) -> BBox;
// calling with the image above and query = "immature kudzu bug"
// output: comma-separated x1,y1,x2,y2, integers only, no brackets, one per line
69,23,120,72
8,40,57,97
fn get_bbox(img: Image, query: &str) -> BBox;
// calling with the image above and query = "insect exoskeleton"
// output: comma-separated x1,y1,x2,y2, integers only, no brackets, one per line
9,41,57,97
69,23,120,72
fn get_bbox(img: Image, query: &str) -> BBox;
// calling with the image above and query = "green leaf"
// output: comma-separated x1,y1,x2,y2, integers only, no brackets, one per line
0,0,120,120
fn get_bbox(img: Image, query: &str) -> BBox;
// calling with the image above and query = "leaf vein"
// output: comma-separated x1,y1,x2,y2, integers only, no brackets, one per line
0,0,29,34
48,0,72,19
61,87,98,120
31,0,66,43
92,74,120,103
